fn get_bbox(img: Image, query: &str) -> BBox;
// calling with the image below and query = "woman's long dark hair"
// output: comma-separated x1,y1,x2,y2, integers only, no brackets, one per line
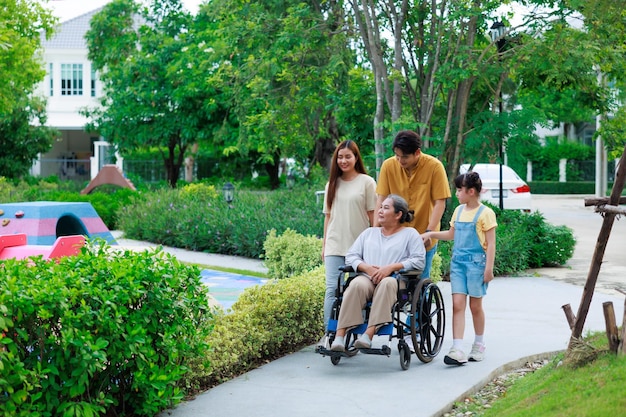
326,140,367,211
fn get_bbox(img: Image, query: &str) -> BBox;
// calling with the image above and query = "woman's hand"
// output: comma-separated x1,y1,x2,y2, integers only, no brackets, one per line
369,264,396,285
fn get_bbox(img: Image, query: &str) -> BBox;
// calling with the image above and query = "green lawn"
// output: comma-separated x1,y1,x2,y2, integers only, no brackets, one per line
452,332,626,416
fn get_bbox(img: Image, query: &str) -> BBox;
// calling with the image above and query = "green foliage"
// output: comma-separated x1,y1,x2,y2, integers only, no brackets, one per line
195,0,358,184
199,267,324,386
529,181,595,194
117,186,324,258
85,0,218,188
0,244,212,416
524,139,595,181
429,252,443,283
263,228,323,279
0,1,58,179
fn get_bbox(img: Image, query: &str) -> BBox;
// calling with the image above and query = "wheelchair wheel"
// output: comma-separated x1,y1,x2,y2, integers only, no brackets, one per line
399,342,411,370
410,279,446,363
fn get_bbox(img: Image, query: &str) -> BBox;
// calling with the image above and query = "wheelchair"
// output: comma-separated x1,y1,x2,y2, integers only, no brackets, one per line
316,265,445,370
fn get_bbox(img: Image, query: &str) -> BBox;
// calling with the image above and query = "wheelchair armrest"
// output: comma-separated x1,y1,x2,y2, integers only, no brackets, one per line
397,269,422,279
338,265,354,273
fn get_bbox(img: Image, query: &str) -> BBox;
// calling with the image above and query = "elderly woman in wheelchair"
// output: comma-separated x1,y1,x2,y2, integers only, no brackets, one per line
317,194,446,369
329,195,424,347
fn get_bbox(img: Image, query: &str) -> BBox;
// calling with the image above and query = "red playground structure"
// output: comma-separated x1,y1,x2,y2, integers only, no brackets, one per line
0,233,85,261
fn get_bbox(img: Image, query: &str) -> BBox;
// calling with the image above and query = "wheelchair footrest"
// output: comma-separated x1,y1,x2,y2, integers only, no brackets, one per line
316,346,357,358
358,345,392,356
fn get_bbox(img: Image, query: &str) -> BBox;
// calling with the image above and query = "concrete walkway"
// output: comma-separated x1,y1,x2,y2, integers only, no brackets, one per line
113,194,626,417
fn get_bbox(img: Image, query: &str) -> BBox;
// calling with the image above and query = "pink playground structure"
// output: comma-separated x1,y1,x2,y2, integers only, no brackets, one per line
0,233,85,261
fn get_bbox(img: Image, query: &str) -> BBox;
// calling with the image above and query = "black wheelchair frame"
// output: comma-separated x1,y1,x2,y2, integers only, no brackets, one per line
316,265,446,370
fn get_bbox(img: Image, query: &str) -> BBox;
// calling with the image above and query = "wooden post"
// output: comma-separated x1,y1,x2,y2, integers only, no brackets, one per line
602,302,619,353
617,299,626,355
569,144,626,348
562,304,576,330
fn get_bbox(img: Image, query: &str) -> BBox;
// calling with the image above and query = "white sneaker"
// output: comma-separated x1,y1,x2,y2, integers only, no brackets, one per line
444,347,468,366
469,343,486,362
330,336,345,352
354,334,372,349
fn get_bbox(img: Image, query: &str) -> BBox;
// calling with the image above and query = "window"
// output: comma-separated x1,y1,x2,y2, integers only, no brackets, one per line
91,65,96,97
49,63,53,96
61,63,83,95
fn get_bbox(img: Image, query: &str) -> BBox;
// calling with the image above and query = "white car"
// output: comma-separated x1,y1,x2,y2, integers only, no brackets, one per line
459,163,532,211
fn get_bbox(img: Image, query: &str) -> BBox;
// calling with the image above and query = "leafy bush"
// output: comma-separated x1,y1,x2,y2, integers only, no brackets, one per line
0,244,212,416
197,267,324,386
263,228,323,278
117,186,324,258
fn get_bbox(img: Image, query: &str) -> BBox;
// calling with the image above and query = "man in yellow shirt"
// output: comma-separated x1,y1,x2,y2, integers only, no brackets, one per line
375,130,451,280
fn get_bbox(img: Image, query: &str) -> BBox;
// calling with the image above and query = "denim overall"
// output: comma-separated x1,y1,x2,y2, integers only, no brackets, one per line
450,204,488,297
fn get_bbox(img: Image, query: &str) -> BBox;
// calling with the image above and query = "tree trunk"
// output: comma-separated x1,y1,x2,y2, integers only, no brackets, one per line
265,151,281,190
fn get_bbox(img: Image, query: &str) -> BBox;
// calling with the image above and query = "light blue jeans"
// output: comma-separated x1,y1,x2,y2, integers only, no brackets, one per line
422,243,438,279
324,255,346,329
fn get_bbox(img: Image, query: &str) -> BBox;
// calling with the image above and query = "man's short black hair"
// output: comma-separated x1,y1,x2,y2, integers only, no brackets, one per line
392,130,422,154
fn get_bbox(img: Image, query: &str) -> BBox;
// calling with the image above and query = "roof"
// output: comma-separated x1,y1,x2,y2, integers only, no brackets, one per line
41,7,105,50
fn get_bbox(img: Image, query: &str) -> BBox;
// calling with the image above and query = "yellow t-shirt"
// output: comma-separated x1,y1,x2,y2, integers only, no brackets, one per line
376,153,451,249
449,204,498,251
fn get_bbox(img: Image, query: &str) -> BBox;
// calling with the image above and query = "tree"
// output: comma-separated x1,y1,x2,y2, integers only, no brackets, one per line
0,0,58,178
568,0,626,157
195,0,360,188
84,0,222,188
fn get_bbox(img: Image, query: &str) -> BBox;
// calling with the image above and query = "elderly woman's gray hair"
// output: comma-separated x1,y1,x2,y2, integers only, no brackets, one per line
387,194,415,224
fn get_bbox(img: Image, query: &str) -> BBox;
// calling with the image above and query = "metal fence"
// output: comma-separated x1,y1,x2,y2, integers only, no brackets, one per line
35,158,91,182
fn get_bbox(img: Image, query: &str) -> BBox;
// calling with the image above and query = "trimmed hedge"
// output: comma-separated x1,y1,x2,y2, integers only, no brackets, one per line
197,267,325,387
263,228,323,278
529,181,623,195
0,244,212,416
116,186,324,259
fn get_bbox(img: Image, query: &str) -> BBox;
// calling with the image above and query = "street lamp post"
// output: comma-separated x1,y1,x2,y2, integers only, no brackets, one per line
490,21,506,211
222,182,234,207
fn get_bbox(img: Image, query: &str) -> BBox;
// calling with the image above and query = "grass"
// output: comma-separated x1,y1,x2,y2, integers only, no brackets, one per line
189,262,268,278
453,332,626,416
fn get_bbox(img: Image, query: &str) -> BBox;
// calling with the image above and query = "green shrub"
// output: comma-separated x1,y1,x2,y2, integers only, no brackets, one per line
263,228,323,278
117,186,324,259
0,244,212,416
199,267,324,386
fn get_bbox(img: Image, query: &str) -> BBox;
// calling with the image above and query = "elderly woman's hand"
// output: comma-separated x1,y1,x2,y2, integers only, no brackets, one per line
370,264,396,284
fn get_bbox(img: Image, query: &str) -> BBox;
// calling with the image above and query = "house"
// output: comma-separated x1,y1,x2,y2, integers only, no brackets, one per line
33,7,108,182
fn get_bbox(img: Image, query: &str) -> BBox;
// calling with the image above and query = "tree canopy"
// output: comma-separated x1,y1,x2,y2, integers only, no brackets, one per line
0,0,58,178
85,0,222,188
83,0,625,186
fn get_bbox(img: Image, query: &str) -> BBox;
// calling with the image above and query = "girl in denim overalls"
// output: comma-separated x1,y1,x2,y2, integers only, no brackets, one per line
422,172,497,365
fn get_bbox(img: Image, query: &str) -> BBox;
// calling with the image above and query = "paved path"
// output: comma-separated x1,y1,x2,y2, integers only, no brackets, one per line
528,194,626,295
114,194,626,417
